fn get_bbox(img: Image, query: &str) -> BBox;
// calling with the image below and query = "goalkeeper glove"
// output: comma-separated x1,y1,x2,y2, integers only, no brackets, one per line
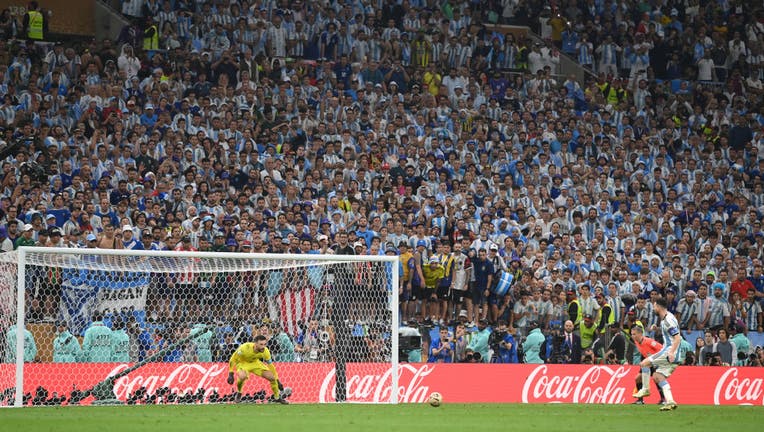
227,372,234,385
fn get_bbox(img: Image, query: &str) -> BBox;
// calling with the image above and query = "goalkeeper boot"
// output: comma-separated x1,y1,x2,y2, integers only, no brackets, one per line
234,392,242,403
659,401,678,411
633,388,651,399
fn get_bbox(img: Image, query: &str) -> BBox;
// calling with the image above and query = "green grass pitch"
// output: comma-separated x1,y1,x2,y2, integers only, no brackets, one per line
1,403,761,432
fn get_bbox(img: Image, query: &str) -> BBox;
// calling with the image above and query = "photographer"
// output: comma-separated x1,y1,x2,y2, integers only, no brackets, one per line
296,319,328,362
466,318,491,363
268,323,297,362
522,320,545,364
729,322,752,364
452,321,470,362
428,327,454,363
463,348,482,363
580,348,595,365
52,320,81,363
599,322,627,364
490,320,518,363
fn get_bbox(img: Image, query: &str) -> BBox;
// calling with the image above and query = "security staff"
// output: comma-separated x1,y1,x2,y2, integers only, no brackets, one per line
23,1,44,41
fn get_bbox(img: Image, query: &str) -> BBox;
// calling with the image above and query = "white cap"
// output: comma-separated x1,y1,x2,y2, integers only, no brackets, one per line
317,234,328,242
122,225,133,233
353,241,366,249
23,223,34,231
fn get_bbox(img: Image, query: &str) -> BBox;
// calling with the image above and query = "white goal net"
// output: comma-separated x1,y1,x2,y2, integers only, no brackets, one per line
0,248,399,406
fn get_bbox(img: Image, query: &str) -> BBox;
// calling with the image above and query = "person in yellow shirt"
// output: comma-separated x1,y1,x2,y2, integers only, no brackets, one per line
227,335,289,404
549,13,567,48
423,63,442,96
423,256,445,320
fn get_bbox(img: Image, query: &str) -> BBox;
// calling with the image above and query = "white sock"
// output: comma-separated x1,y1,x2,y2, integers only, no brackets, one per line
641,367,651,389
660,381,674,403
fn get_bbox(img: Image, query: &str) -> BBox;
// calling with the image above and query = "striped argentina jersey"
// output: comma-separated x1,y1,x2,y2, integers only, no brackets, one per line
741,300,762,331
599,43,619,66
577,42,593,66
659,311,685,361
676,298,698,329
607,295,625,325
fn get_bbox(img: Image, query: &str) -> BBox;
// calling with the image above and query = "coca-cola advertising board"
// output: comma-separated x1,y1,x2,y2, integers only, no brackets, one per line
1,363,762,405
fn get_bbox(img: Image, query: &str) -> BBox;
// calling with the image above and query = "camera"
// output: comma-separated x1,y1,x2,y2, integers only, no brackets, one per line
709,353,722,366
465,351,482,362
20,161,48,183
546,324,570,364
398,325,422,363
488,329,506,351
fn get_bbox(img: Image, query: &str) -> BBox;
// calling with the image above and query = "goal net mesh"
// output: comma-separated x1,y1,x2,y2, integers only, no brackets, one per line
0,249,397,406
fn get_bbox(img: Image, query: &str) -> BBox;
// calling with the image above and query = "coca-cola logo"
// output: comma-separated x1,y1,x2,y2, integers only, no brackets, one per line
318,364,433,403
521,365,630,404
713,368,764,405
109,363,229,400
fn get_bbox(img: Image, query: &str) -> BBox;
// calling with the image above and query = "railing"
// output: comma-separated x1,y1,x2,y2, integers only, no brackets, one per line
485,24,595,84
95,0,132,41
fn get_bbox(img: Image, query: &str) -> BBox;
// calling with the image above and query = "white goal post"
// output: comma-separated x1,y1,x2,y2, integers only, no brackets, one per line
0,247,399,406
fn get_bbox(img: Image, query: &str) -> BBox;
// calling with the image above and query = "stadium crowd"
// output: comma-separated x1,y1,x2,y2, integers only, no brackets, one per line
1,0,764,368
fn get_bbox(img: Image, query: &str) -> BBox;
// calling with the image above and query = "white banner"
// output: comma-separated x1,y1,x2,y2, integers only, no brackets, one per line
59,271,150,334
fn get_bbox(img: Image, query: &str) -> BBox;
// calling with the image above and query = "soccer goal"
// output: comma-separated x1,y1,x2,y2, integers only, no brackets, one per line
0,247,399,406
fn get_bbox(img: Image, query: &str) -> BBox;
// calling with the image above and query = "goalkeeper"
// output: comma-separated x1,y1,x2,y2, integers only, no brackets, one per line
227,335,289,404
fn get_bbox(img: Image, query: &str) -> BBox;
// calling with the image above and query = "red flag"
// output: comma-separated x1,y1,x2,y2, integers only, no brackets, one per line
277,286,316,337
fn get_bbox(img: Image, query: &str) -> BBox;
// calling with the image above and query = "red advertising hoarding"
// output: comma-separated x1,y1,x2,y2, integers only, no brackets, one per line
1,363,762,405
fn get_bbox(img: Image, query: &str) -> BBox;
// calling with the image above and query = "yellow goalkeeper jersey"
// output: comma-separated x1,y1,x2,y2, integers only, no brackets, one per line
229,343,273,372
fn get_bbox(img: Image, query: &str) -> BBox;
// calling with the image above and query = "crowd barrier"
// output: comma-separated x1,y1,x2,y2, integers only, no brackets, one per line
1,362,762,405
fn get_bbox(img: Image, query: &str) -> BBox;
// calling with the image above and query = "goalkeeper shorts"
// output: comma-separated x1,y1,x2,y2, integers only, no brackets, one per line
237,361,269,377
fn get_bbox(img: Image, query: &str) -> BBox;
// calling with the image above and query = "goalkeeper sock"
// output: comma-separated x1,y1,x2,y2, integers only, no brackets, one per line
237,378,245,393
658,380,674,403
640,367,651,389
277,380,284,391
270,380,280,399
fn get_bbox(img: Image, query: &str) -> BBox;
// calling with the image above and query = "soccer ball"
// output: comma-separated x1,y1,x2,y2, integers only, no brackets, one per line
428,392,442,407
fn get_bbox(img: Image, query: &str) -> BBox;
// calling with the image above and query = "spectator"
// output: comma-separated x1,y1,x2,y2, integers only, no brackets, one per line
713,328,737,366
428,327,454,363
0,226,13,252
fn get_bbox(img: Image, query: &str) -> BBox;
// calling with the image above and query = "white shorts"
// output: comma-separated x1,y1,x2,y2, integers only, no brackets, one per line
647,349,679,378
